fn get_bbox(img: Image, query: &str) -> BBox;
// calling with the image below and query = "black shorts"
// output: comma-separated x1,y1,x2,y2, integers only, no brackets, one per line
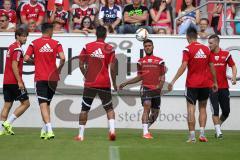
36,81,57,105
81,87,112,111
209,89,230,116
185,88,210,105
3,84,29,102
140,87,161,109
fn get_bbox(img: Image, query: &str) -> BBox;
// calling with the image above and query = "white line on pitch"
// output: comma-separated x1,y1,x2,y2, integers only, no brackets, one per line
109,146,120,160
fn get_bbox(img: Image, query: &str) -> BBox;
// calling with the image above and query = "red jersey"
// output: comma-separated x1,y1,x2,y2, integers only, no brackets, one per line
0,9,17,24
210,49,235,89
3,42,24,85
79,39,115,88
20,2,45,22
72,7,95,26
25,36,64,81
138,55,165,90
183,42,213,88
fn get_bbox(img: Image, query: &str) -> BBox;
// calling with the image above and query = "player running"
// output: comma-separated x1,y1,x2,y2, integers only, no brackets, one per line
119,39,166,139
0,28,30,136
168,27,218,143
208,34,237,139
24,23,65,140
75,25,117,141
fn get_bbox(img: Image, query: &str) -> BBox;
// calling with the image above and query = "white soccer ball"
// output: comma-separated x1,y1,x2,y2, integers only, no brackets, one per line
136,28,149,42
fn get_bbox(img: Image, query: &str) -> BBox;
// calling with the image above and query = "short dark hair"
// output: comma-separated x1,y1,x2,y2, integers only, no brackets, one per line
96,25,107,39
41,23,53,34
200,18,209,25
208,34,220,43
143,39,153,45
186,27,198,39
15,28,28,39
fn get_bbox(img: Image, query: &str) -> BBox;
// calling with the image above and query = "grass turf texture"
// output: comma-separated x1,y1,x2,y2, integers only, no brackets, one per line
0,128,240,160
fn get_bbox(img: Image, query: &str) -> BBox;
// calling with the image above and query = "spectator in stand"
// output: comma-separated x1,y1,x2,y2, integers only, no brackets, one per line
53,21,65,33
48,0,69,32
20,0,45,29
99,0,122,33
158,27,167,34
177,0,200,35
216,0,235,35
198,18,214,39
0,14,15,32
118,0,153,34
0,0,17,25
72,0,96,30
0,0,17,10
27,19,40,32
72,15,96,34
150,0,171,34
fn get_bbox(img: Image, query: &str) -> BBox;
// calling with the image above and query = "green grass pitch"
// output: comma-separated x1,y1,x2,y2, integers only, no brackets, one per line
0,128,240,160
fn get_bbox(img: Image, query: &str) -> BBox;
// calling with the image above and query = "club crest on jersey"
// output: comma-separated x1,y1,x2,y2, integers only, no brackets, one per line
91,48,105,58
35,8,39,13
215,56,219,61
194,49,206,59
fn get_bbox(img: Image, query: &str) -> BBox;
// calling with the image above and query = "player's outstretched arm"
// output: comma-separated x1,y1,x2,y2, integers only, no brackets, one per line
209,62,218,92
57,52,65,74
168,61,187,91
231,65,237,85
119,76,142,90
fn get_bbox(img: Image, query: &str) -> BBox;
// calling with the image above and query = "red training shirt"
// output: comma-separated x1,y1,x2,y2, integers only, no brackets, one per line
79,39,116,88
182,41,213,88
138,54,165,90
25,36,64,81
210,48,235,89
3,41,24,84
20,2,45,22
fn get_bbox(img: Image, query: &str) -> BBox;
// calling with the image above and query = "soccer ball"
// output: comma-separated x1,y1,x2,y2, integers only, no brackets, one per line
136,28,149,42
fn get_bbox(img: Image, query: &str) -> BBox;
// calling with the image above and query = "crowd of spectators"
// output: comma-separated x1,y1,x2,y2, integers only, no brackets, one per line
0,0,240,36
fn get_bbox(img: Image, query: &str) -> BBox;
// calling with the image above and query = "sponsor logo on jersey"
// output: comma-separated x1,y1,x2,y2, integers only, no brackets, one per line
39,43,54,52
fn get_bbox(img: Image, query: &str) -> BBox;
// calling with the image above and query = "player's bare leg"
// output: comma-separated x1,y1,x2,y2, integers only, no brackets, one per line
186,102,196,142
40,102,54,139
148,108,159,128
13,100,30,117
142,102,152,139
106,107,116,141
198,100,208,142
0,102,13,135
75,111,88,141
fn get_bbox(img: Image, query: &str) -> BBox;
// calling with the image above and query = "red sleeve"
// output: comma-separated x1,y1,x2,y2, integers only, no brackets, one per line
79,47,87,62
227,55,235,67
109,51,116,64
57,43,64,54
12,50,22,62
20,4,27,15
182,50,189,62
25,44,34,57
38,4,46,17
